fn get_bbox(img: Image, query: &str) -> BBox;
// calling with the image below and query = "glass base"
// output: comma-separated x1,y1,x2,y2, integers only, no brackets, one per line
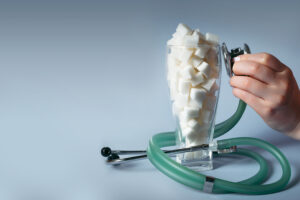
176,150,213,172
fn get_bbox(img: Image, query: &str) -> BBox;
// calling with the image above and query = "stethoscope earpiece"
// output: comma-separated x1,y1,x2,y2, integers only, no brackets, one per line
107,153,120,161
101,147,112,157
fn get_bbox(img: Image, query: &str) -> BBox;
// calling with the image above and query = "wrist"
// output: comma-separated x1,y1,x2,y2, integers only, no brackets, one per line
285,90,300,140
286,121,300,140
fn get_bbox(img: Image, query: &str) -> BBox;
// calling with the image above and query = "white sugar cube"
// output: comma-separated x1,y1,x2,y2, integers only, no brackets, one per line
178,79,191,95
175,93,189,107
169,87,178,101
169,46,182,59
202,78,217,92
194,46,209,58
167,63,179,81
182,126,195,137
192,29,205,41
169,75,179,99
188,98,203,109
191,71,205,86
202,109,212,123
176,23,192,37
190,88,207,107
187,119,200,130
179,48,194,63
167,55,178,68
205,32,219,44
206,48,219,68
167,37,179,46
191,56,202,68
182,34,200,46
180,64,194,80
196,61,211,78
182,106,200,119
179,112,190,124
205,33,219,44
185,134,206,148
186,131,206,144
180,121,188,129
167,67,179,85
172,102,183,116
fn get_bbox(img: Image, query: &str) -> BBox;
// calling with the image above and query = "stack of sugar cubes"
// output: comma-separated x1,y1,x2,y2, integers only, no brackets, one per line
167,23,220,161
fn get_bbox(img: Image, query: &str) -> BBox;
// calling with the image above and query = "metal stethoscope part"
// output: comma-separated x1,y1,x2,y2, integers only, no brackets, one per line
222,43,251,77
101,144,237,165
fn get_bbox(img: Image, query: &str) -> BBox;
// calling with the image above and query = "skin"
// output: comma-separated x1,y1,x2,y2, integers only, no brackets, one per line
230,53,300,140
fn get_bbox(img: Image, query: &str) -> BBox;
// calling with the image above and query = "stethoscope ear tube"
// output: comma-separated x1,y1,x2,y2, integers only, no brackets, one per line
213,100,247,138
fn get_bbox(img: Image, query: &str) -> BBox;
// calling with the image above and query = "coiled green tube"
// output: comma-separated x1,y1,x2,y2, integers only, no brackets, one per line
146,100,291,194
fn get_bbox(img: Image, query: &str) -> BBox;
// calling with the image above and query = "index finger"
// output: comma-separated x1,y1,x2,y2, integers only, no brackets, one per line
234,53,285,72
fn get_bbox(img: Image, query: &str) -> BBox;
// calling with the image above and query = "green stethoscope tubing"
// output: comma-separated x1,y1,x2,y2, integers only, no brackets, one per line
146,100,291,194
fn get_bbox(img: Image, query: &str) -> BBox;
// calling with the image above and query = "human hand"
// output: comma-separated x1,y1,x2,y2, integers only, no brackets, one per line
230,53,300,139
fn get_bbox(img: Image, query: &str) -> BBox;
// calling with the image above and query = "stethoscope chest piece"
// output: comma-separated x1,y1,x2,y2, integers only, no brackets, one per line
222,43,251,77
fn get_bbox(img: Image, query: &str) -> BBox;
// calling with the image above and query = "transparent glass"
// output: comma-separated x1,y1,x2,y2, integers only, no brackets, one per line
166,44,221,171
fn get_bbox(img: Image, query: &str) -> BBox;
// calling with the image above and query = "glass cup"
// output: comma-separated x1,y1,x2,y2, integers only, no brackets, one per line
166,43,221,171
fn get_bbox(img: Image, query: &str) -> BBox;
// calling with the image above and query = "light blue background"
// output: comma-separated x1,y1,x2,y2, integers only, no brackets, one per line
0,0,300,199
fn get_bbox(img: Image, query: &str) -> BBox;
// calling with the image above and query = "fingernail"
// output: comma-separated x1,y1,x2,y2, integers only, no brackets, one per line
233,56,240,62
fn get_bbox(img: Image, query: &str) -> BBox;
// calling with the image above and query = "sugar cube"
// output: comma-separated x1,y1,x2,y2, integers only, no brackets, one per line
190,88,207,107
178,78,191,95
191,56,202,68
191,71,205,86
172,102,183,116
182,35,199,46
205,32,219,44
196,61,211,78
176,23,192,37
194,46,209,58
175,93,189,107
182,106,200,119
202,109,212,123
202,78,217,92
180,64,194,80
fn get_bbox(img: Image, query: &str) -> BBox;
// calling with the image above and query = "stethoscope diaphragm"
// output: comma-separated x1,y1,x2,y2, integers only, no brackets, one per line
222,43,251,77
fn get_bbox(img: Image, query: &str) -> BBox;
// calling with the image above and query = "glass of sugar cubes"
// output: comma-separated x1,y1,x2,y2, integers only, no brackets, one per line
166,23,221,171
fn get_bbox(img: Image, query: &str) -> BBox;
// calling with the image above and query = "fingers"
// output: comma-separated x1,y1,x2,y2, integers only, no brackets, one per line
232,60,276,84
230,76,270,99
235,53,285,72
232,87,266,117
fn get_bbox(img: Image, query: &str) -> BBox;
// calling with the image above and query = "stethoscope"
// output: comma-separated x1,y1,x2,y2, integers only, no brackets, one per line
101,43,291,195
